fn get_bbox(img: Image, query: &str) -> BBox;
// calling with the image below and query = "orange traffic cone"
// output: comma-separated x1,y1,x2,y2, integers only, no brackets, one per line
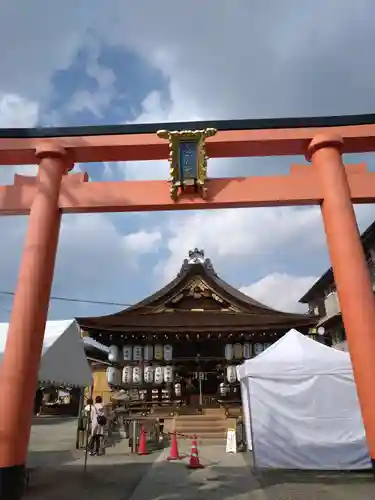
167,431,183,461
187,435,204,469
137,426,149,455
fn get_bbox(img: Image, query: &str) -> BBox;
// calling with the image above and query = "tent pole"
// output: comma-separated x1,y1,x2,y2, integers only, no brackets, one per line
76,388,85,450
246,381,258,474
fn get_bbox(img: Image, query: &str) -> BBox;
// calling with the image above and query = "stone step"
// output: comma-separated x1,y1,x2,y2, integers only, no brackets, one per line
176,425,227,433
202,408,226,414
176,415,226,422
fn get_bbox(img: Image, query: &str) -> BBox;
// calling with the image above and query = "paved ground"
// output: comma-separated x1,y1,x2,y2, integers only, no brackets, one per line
129,440,375,500
25,417,375,499
26,416,160,500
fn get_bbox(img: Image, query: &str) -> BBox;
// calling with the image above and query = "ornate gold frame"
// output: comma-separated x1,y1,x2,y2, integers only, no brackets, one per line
157,128,217,199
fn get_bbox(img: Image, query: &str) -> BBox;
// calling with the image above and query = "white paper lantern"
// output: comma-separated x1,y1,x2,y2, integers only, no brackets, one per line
253,343,264,356
224,344,234,361
154,344,163,361
243,342,252,359
163,365,174,383
144,344,153,361
154,366,163,384
226,365,237,384
122,366,132,385
144,365,154,383
107,366,119,386
174,382,181,397
108,345,120,363
163,344,173,362
133,345,143,361
233,343,243,359
219,382,227,396
122,345,132,361
132,366,143,384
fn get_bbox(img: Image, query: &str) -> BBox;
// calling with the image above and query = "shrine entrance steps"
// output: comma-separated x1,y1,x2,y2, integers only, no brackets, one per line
174,407,230,444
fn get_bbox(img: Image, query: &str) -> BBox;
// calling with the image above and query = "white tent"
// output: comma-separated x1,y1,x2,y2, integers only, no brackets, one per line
0,319,92,387
236,329,371,470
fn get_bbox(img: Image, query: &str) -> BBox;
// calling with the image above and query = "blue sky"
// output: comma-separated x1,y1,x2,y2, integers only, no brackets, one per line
0,0,375,321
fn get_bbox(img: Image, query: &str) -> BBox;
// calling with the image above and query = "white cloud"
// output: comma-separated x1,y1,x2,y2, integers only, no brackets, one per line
240,273,318,313
122,230,162,254
1,2,375,319
97,0,375,296
0,88,163,318
156,204,375,284
0,93,38,127
0,93,40,186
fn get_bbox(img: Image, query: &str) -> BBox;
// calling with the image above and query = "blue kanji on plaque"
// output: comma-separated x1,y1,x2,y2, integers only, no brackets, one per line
179,141,198,181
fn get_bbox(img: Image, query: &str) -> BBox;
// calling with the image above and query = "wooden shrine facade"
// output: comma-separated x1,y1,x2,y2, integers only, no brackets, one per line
77,249,319,407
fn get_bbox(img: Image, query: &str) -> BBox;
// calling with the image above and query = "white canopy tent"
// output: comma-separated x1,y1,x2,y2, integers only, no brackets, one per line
237,329,371,471
0,319,92,387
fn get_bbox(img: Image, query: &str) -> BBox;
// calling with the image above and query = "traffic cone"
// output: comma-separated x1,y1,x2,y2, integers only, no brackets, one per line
187,435,204,469
137,426,149,455
167,431,183,461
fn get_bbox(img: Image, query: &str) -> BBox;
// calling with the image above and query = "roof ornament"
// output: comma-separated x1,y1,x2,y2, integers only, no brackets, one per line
178,248,217,275
188,248,205,264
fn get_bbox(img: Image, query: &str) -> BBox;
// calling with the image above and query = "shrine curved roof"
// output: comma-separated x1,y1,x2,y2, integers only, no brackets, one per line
77,249,318,330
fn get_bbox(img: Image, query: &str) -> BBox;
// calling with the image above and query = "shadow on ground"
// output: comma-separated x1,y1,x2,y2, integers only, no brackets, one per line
25,455,158,500
241,452,375,499
131,458,375,500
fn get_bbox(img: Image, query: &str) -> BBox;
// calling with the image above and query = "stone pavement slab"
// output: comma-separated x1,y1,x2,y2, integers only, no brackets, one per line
25,454,160,500
129,443,264,500
25,415,161,499
128,440,375,500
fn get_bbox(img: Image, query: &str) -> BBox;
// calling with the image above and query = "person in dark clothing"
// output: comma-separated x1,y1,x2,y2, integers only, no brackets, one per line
185,377,195,406
34,388,43,416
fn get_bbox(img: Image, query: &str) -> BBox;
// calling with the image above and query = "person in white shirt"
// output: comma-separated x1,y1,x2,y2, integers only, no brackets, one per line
88,396,107,456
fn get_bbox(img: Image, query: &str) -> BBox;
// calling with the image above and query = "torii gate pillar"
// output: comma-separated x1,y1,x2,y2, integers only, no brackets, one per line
308,134,375,473
0,145,72,500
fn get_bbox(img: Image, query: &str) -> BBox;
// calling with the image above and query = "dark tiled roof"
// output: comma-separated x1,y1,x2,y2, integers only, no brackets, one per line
77,249,316,331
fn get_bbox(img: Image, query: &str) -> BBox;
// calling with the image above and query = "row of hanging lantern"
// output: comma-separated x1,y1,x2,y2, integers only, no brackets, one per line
224,342,272,361
106,364,174,386
108,344,173,363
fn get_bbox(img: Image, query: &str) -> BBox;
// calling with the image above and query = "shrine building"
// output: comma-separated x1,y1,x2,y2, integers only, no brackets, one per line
77,248,319,409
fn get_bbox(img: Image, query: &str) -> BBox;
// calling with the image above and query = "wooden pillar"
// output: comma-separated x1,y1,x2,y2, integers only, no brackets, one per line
0,144,72,500
308,134,375,474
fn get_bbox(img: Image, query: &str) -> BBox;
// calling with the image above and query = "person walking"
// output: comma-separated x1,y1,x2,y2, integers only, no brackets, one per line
88,396,107,456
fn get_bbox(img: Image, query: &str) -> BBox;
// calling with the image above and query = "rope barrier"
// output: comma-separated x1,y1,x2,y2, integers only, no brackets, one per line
164,430,201,440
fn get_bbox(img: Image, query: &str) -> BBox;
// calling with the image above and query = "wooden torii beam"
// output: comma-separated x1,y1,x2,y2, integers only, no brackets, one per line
0,163,373,215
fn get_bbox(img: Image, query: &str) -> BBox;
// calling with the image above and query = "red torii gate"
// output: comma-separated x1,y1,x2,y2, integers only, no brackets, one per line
1,115,375,498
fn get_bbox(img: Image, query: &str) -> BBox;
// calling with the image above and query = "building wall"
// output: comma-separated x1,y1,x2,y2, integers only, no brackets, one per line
305,245,375,350
84,365,112,405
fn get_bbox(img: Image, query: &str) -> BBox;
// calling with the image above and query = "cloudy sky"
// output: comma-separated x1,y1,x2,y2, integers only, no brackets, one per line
0,0,375,320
